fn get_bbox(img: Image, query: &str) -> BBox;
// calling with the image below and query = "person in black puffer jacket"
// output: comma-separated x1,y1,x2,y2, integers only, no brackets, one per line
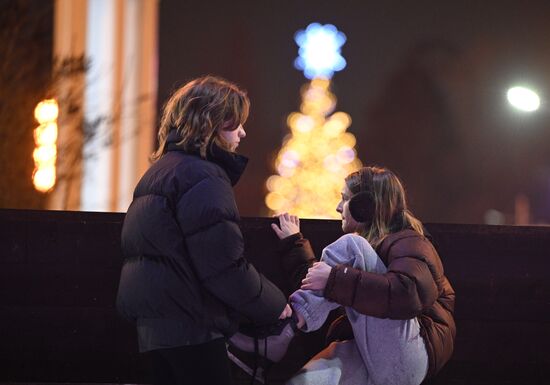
116,76,291,385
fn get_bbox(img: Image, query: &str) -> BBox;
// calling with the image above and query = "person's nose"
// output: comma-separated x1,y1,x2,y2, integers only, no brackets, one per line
336,200,343,213
239,125,246,138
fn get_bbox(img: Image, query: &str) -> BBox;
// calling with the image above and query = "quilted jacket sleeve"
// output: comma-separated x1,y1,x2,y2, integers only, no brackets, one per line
324,235,440,320
176,175,287,326
278,233,316,292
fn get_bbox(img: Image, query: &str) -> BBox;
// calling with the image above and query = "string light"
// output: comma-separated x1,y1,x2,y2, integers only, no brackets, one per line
32,99,58,192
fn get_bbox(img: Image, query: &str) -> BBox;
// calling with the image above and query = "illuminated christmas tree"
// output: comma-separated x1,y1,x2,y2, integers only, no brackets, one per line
265,23,362,218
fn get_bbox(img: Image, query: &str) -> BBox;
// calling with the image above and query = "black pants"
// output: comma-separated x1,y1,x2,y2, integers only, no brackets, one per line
148,338,233,385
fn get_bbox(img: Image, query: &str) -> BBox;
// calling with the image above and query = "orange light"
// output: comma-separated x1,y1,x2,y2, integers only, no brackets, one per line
265,79,361,218
34,123,58,146
34,99,59,124
32,99,58,193
33,167,56,192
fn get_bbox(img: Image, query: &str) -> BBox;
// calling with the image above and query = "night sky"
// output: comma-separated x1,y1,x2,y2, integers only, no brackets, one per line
158,0,550,224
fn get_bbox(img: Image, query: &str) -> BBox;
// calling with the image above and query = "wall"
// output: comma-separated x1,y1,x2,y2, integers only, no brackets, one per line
1,209,549,384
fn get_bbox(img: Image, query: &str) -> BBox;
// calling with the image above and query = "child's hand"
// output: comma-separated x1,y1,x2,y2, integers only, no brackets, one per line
271,213,300,239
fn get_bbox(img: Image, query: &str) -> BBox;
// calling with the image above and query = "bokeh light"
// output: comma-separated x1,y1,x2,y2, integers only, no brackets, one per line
32,99,58,192
266,79,362,218
266,24,361,218
294,23,347,79
507,86,541,112
34,99,59,124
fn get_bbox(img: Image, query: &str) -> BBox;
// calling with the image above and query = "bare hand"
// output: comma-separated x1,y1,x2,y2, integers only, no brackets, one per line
279,303,293,319
301,261,332,291
271,213,300,239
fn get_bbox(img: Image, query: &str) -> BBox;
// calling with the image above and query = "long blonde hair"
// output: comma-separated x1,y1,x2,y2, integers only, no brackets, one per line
346,166,424,248
152,75,250,161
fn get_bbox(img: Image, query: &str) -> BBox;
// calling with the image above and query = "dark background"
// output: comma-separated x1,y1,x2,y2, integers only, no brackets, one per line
2,0,550,225
158,0,550,224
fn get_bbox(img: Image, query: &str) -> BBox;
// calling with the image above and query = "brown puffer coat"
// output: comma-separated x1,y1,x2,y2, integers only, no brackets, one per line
323,229,456,379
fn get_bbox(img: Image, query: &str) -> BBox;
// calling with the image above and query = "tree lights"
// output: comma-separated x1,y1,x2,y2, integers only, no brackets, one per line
265,24,362,218
33,99,58,192
294,23,347,80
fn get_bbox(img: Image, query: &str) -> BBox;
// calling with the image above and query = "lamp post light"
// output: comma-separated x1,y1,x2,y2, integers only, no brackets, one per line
506,86,541,113
504,84,546,225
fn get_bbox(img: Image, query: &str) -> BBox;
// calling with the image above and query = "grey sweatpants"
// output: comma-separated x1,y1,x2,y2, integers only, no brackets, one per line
288,234,428,385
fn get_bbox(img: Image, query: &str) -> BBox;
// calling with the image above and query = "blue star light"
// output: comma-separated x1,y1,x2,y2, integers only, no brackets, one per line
294,23,347,79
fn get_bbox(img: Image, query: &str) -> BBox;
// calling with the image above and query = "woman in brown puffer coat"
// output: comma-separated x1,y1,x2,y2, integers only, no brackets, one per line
272,166,456,385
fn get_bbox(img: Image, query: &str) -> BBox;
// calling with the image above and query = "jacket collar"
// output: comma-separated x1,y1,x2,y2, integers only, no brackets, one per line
165,130,248,186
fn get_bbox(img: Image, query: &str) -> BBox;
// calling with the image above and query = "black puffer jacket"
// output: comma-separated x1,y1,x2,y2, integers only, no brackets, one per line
116,134,287,351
